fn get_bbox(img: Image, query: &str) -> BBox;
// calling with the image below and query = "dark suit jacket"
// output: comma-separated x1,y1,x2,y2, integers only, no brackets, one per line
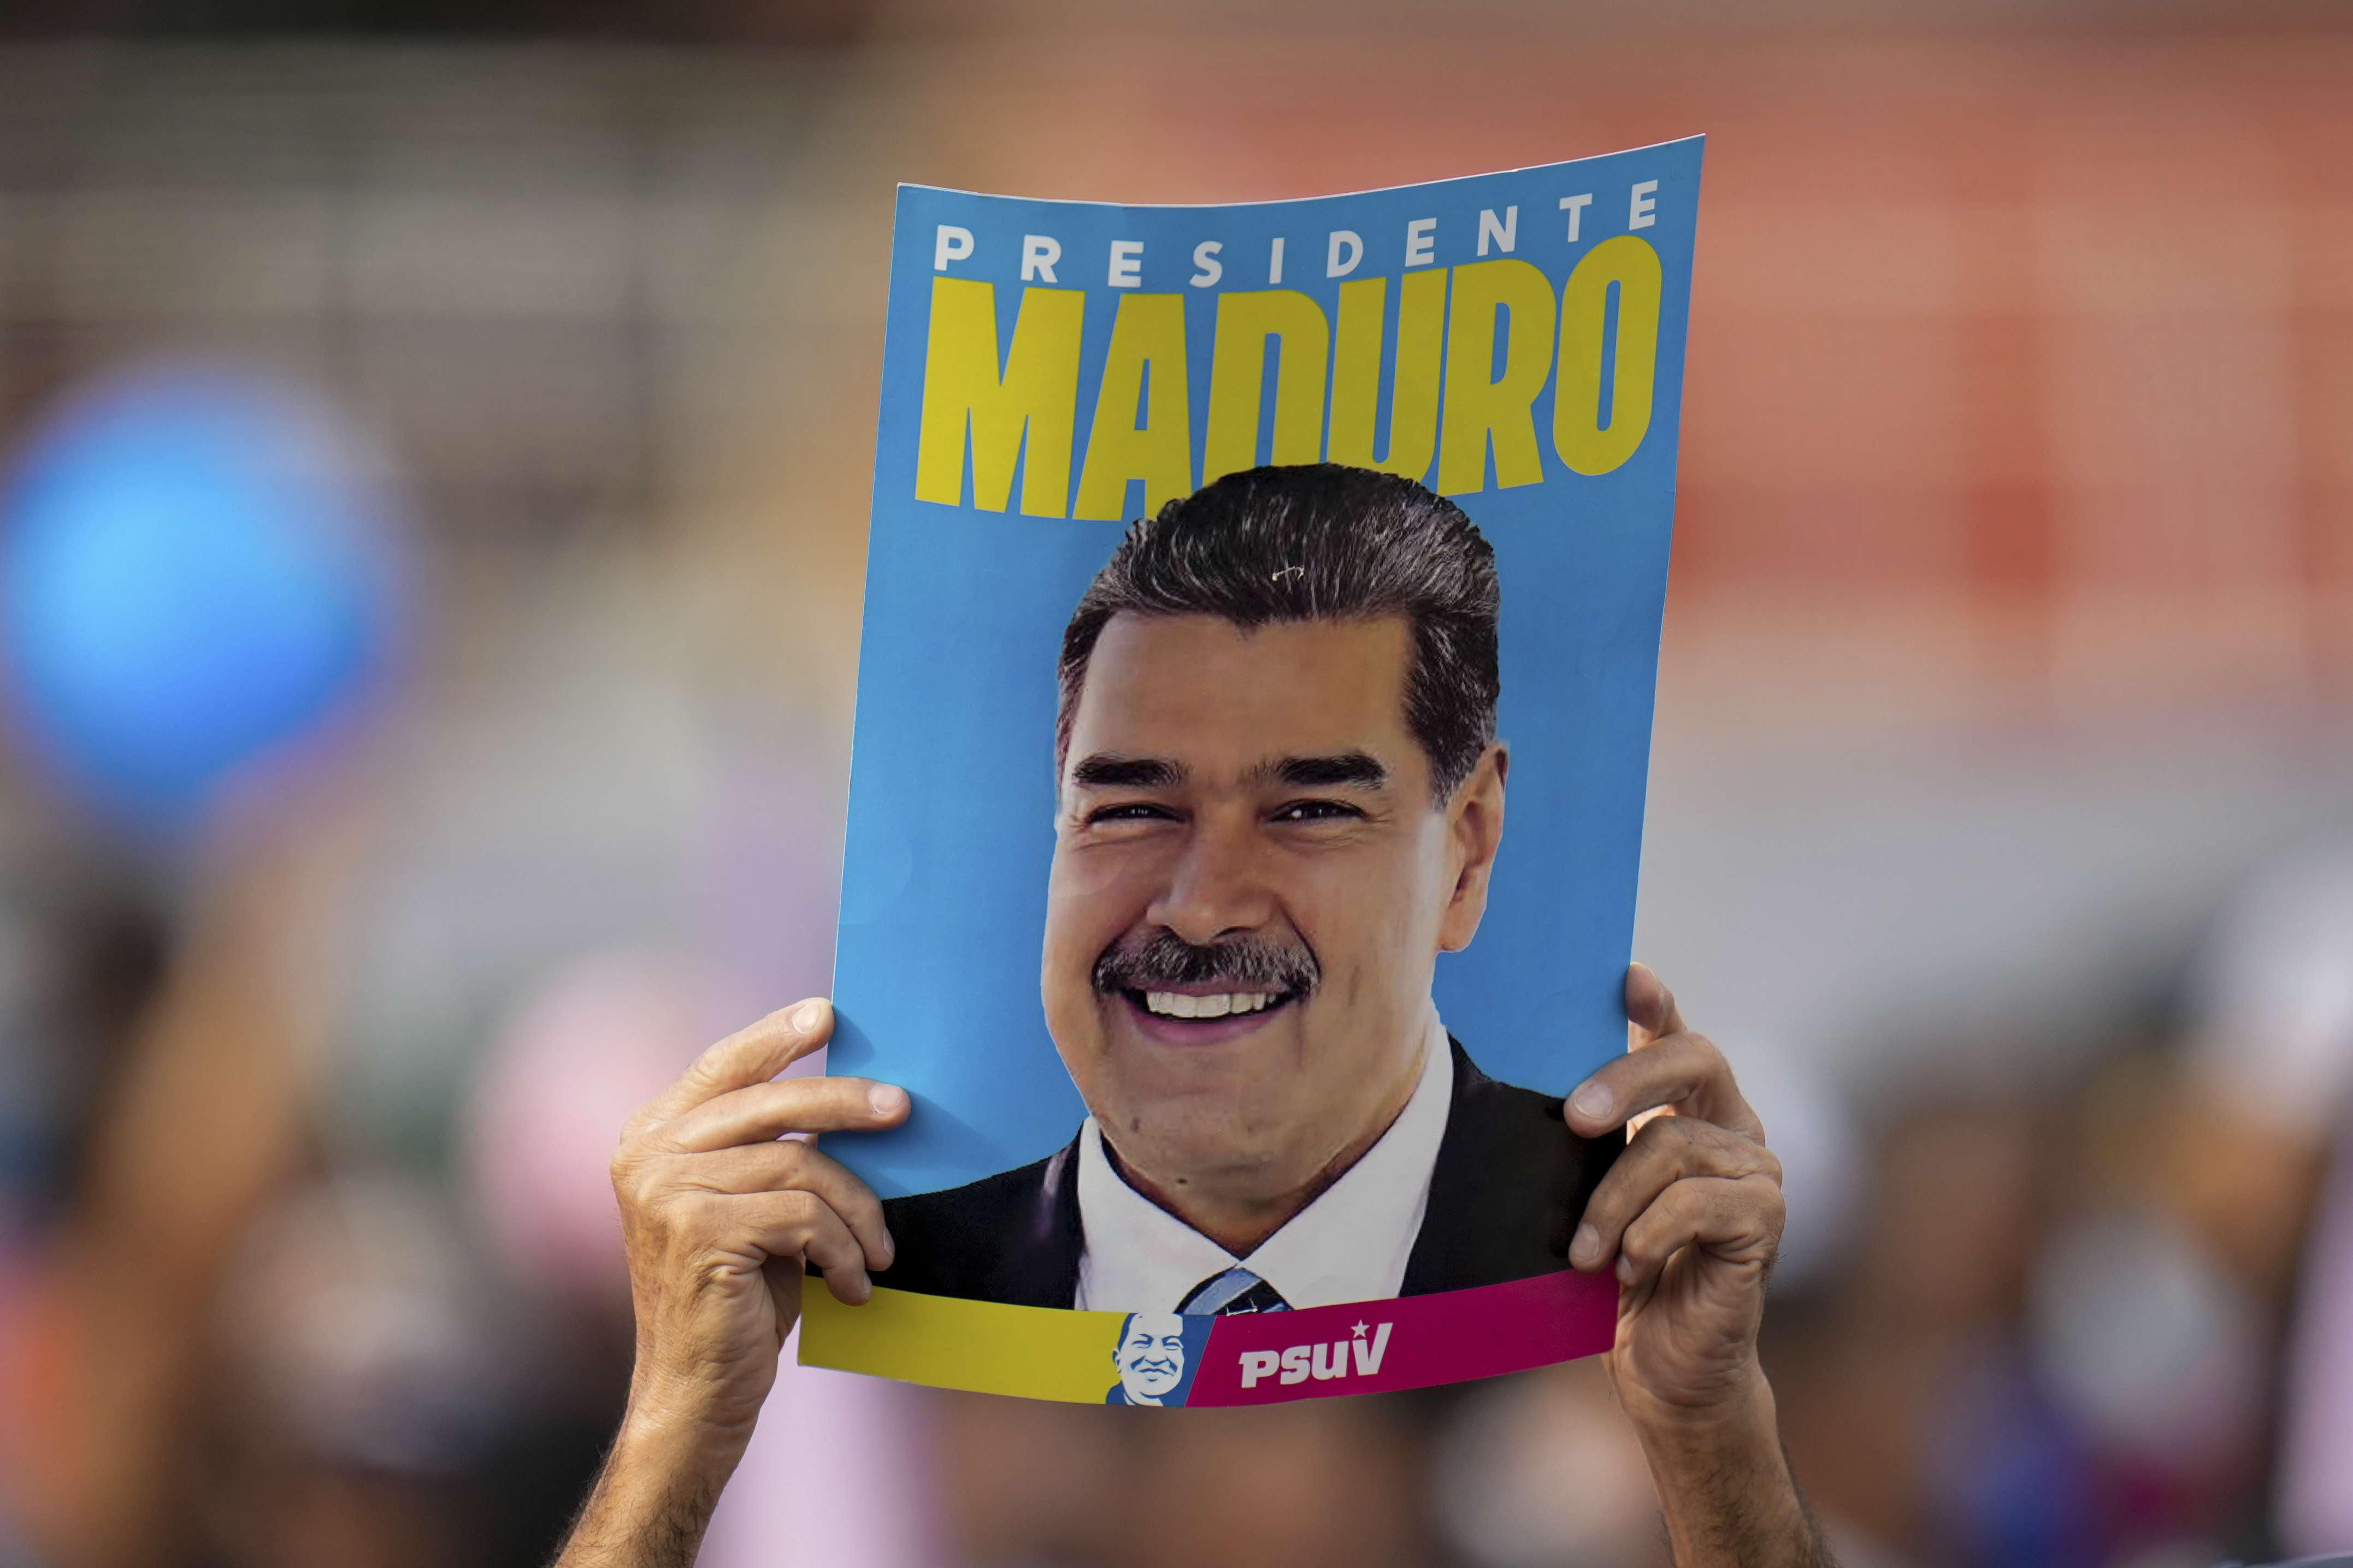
875,1039,1623,1307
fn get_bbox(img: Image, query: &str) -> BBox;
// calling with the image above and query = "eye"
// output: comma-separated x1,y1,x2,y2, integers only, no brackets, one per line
1271,798,1366,823
1086,801,1180,825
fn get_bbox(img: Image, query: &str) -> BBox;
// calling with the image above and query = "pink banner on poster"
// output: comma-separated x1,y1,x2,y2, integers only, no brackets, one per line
1186,1268,1619,1406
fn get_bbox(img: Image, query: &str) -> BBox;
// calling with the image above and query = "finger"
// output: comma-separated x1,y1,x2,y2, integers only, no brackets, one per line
628,999,836,1134
658,1075,910,1155
1625,961,1686,1043
669,1140,894,1272
1565,1029,1765,1145
764,1256,804,1346
1613,1173,1782,1294
732,1188,875,1305
1568,1116,1780,1271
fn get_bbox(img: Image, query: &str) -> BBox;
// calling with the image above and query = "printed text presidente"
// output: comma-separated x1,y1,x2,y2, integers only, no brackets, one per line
915,180,1669,517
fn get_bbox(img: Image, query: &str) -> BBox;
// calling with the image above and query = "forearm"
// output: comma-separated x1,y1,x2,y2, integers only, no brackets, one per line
1623,1370,1835,1568
552,1408,749,1568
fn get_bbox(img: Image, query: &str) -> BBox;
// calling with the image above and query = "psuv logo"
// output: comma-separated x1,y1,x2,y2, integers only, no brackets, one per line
1237,1320,1393,1389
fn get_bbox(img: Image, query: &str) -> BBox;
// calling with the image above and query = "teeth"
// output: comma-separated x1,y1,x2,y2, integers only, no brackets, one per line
1143,992,1275,1019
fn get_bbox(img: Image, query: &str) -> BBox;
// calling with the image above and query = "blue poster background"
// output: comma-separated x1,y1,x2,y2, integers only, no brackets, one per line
827,140,1701,1199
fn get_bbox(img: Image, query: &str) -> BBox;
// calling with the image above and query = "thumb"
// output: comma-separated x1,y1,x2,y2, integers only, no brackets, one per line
1625,962,1687,1044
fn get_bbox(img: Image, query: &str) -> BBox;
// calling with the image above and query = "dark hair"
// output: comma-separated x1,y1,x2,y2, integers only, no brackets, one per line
1057,464,1501,801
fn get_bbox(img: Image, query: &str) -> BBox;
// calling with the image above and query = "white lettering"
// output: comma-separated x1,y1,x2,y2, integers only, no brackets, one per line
934,224,975,271
1629,180,1658,230
1279,1345,1312,1385
1020,234,1060,283
1107,240,1144,288
1477,206,1517,256
1311,1342,1347,1380
1239,1350,1280,1389
1326,230,1363,279
1269,236,1285,285
1404,217,1436,268
1190,240,1223,288
1351,1323,1393,1376
1559,194,1593,242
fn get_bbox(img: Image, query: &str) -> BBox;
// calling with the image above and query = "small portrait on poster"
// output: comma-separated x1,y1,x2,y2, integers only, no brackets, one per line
1103,1311,1214,1406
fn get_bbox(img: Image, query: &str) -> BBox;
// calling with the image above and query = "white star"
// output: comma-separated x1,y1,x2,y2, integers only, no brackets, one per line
1352,1321,1369,1338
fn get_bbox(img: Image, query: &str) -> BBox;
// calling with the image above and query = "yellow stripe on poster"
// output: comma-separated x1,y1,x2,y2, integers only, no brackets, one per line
800,1285,1129,1403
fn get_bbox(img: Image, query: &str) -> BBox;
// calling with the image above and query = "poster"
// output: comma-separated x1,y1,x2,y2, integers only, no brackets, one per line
804,137,1701,1406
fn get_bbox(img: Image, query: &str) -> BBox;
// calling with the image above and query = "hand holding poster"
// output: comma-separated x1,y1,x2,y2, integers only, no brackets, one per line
804,138,1702,1405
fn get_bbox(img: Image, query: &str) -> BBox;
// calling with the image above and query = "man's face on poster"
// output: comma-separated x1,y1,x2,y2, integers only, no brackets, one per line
1042,612,1505,1222
1115,1312,1189,1401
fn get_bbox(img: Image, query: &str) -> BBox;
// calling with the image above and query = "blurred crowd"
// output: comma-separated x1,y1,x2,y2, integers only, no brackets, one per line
0,3,2350,1567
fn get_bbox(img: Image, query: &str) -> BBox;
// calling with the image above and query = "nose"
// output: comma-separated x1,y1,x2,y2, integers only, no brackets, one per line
1145,807,1275,945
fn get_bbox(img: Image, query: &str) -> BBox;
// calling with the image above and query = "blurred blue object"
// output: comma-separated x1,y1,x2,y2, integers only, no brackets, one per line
0,362,409,830
1929,1341,2105,1568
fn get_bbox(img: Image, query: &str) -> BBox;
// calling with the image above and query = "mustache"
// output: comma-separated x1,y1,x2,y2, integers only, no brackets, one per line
1092,929,1321,998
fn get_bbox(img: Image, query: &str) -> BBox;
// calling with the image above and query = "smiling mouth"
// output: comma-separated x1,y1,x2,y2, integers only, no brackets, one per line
1139,990,1282,1020
1124,986,1301,1023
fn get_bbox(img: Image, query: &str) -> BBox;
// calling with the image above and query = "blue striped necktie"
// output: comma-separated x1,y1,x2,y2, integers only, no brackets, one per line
1178,1267,1292,1315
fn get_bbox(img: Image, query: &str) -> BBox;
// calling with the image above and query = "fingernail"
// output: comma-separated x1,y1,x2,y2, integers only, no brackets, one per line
879,1229,896,1265
868,1083,908,1119
1570,1222,1601,1268
791,1000,827,1034
1570,1082,1615,1123
1615,1255,1634,1286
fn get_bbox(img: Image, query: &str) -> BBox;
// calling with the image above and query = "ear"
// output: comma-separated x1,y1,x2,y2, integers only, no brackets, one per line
1436,743,1507,952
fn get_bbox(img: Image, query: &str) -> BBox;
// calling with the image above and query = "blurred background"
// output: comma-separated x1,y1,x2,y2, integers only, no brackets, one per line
0,1,2349,1565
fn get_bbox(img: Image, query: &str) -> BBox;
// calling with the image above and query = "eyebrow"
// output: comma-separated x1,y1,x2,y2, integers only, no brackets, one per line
1069,753,1187,789
1068,751,1390,791
1259,751,1389,790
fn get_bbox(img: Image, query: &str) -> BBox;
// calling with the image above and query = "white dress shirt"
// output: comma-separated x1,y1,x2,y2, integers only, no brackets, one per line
1072,1012,1455,1312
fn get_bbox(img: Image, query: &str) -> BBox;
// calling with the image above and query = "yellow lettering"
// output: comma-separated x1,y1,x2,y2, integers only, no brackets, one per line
1435,259,1556,496
1201,290,1330,484
1554,235,1662,476
1074,294,1194,520
1328,271,1446,483
914,277,1084,515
